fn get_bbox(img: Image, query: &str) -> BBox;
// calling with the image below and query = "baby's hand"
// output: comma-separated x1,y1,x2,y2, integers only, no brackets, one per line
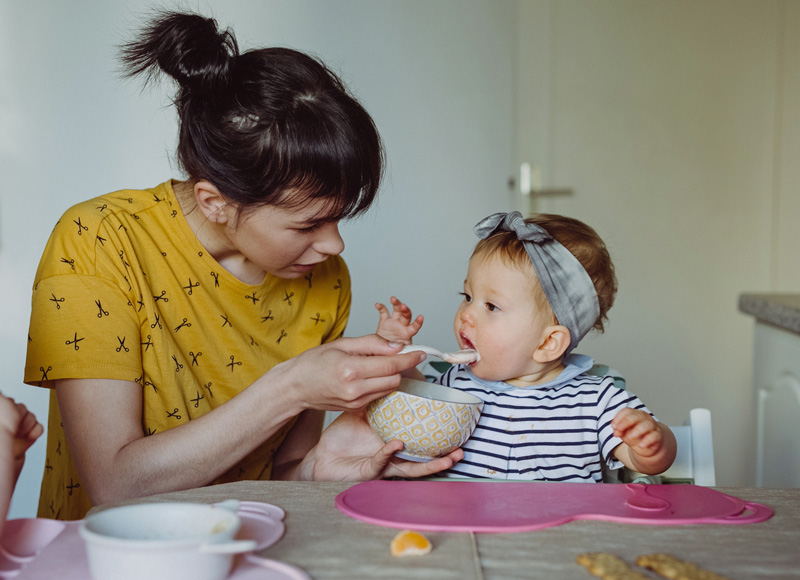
611,407,663,458
375,296,423,344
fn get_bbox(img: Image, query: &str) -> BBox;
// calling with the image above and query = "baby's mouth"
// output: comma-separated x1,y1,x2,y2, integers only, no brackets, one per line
460,335,479,364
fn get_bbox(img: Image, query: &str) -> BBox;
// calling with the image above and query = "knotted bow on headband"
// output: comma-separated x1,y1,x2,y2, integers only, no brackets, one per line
474,211,600,356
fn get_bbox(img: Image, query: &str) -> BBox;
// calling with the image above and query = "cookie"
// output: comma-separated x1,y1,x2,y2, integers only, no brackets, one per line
576,553,650,579
636,554,731,580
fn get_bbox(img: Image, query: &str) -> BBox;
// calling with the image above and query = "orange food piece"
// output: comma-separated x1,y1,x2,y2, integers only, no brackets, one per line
390,529,433,557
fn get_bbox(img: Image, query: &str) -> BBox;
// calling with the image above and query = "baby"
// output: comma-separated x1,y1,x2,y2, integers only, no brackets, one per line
376,211,676,482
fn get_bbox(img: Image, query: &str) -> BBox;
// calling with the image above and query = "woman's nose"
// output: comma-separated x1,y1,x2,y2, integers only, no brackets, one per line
316,223,345,256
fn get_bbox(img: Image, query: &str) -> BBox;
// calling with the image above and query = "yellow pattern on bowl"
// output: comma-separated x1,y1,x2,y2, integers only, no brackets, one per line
366,378,483,462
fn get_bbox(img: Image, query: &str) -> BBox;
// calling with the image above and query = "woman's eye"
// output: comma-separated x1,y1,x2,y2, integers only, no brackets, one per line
296,223,321,234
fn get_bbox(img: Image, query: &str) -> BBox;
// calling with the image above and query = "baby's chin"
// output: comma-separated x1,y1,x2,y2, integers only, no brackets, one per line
466,362,501,382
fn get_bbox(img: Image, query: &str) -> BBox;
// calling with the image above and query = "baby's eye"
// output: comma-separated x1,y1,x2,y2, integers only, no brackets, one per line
485,302,499,312
458,292,472,303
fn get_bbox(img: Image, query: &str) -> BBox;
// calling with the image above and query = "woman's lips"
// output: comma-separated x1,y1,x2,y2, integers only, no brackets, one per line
293,262,319,273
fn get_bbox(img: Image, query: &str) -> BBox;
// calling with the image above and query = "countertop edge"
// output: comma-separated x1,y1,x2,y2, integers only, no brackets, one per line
739,293,800,336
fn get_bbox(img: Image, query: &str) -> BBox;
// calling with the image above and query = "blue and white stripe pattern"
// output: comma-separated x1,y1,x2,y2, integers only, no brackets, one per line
435,354,654,482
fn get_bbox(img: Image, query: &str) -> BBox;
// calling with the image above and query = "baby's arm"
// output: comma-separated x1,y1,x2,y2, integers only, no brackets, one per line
375,296,423,344
611,408,677,475
375,296,425,380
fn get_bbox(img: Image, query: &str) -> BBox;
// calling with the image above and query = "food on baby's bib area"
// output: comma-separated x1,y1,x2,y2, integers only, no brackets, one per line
636,554,731,580
576,553,650,579
390,529,432,557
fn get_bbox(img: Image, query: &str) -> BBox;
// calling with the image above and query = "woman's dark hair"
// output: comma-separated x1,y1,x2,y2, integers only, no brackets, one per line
120,11,383,220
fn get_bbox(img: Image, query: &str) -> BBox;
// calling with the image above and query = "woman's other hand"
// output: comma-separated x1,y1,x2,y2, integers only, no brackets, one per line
293,409,462,481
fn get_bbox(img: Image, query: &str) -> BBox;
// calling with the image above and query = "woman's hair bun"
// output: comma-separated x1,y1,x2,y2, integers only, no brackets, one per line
120,11,239,94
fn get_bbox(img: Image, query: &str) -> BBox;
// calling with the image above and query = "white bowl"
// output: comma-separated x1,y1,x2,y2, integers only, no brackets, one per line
79,501,256,580
366,377,483,462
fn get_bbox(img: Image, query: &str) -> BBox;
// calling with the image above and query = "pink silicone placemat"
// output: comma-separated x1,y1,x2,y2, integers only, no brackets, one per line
335,481,773,533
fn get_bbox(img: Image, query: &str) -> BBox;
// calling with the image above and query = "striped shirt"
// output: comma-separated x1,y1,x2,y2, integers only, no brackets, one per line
435,354,654,482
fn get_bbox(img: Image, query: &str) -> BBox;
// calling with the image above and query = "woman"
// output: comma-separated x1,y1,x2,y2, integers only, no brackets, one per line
24,11,459,521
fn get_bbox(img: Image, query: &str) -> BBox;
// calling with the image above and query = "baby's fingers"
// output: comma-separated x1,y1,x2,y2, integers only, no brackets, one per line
628,429,663,456
375,302,391,319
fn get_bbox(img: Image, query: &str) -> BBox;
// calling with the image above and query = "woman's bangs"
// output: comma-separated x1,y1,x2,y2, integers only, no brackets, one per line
278,128,378,220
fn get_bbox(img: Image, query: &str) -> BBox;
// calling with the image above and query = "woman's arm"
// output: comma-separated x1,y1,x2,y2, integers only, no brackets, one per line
270,409,326,480
58,335,426,504
56,376,299,504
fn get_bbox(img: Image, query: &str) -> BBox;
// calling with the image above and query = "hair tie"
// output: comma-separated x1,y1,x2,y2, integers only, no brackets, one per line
474,211,600,356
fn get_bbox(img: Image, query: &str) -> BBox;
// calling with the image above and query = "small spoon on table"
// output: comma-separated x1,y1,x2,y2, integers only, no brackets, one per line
400,345,480,365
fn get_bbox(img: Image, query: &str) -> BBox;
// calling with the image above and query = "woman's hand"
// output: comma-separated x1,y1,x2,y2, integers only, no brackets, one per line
271,334,426,412
292,410,462,481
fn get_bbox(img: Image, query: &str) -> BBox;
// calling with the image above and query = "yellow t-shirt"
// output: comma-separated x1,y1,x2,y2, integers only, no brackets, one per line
24,180,351,520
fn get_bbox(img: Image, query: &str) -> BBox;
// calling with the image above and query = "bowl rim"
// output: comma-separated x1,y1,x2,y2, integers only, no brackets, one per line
396,378,482,405
79,502,240,548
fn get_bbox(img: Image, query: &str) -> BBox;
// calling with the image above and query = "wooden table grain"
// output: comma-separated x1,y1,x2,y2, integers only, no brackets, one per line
96,482,800,580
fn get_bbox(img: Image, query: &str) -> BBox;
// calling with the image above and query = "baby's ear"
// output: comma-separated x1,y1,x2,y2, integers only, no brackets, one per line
533,325,571,363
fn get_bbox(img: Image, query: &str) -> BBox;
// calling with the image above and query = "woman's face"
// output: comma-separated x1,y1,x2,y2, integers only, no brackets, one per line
225,196,345,280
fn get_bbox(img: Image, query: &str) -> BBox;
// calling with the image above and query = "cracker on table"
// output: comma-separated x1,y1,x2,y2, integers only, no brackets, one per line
576,552,650,580
636,553,731,580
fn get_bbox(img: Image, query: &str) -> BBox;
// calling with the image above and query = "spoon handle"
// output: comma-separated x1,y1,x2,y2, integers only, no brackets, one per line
399,345,479,364
399,345,444,359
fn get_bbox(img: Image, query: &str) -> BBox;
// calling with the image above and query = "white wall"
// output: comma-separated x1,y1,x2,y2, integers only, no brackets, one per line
518,0,798,487
0,1,516,517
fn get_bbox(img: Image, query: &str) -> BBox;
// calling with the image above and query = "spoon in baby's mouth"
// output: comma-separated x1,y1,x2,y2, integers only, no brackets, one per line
399,344,480,365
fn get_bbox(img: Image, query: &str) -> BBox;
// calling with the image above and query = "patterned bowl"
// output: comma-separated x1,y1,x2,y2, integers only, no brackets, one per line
366,378,483,462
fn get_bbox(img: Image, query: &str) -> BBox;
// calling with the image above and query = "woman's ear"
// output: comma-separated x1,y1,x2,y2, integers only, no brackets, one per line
193,180,230,224
533,325,571,363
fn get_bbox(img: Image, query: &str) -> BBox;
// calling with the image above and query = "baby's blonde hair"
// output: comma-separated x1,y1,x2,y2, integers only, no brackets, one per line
471,214,617,333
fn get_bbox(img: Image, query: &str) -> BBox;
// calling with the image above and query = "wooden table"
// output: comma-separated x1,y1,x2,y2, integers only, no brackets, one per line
96,482,800,579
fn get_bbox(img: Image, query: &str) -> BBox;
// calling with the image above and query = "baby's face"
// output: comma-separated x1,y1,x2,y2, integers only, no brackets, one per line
453,254,554,382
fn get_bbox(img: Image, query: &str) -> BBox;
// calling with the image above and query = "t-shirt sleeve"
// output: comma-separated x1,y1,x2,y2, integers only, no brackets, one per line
596,379,656,469
24,205,143,387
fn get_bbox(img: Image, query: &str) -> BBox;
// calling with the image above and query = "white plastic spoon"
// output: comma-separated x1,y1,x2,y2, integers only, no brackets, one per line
400,344,480,364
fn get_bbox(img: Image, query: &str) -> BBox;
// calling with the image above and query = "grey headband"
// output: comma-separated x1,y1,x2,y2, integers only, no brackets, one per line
474,211,600,356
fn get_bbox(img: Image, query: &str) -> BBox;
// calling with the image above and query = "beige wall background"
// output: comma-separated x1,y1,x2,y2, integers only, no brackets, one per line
512,0,800,487
2,0,798,518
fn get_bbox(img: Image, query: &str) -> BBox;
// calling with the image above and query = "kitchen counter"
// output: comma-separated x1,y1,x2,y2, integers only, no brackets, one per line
739,292,800,487
739,293,800,335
